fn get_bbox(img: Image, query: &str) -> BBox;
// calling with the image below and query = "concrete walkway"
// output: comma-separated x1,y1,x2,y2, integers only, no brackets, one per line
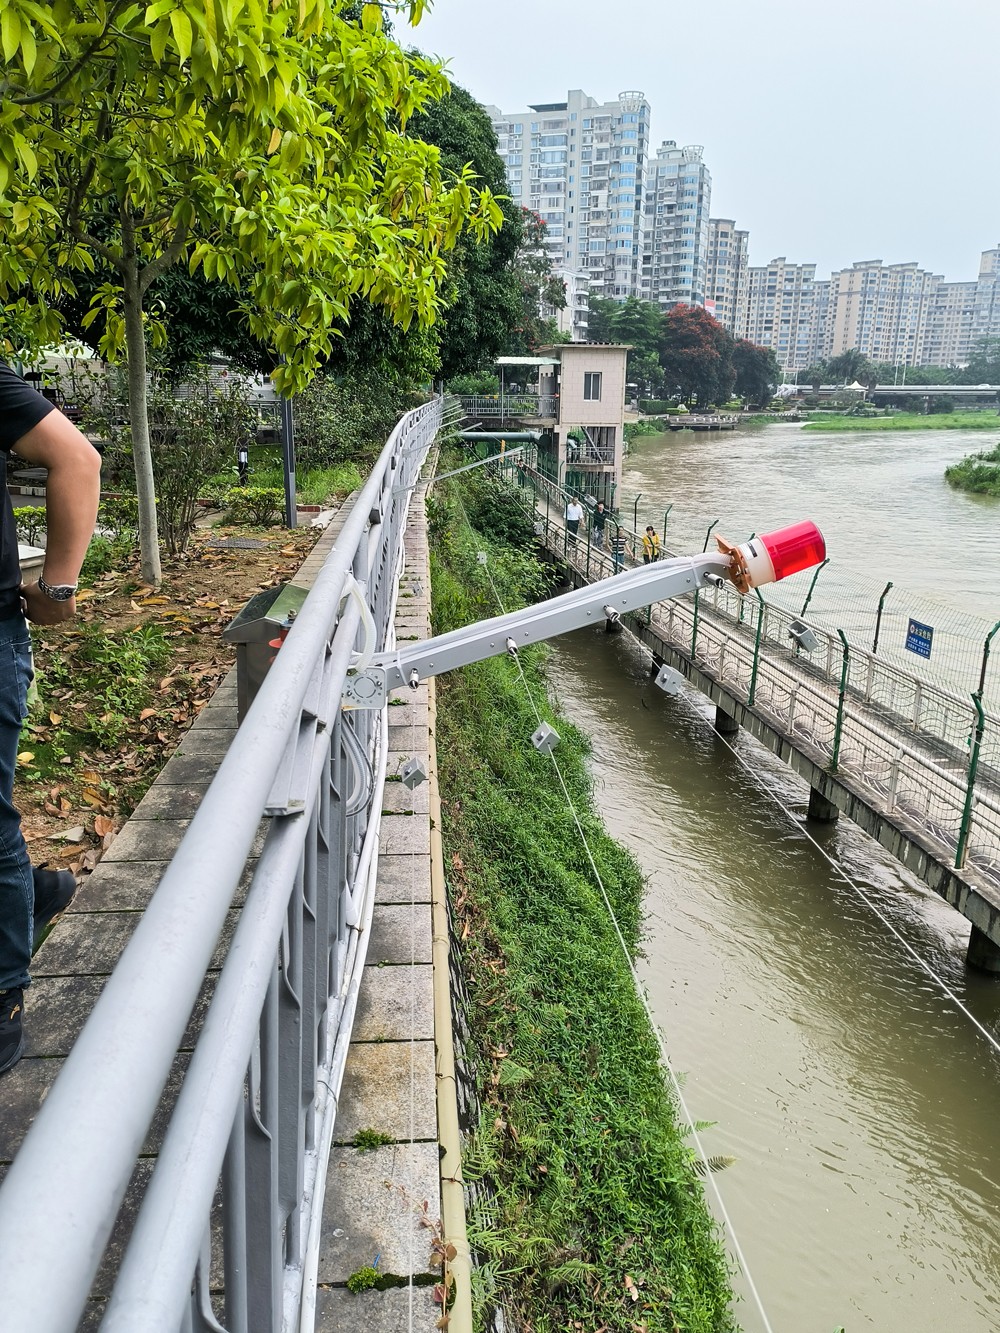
0,490,444,1331
314,486,441,1329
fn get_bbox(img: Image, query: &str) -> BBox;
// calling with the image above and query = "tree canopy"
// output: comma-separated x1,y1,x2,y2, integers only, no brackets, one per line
659,304,736,404
0,0,501,580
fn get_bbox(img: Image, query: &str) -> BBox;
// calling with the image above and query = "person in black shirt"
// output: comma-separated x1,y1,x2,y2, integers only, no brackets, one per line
0,360,101,1074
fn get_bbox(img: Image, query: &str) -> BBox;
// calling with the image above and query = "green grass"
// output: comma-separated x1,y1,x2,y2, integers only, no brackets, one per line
296,462,364,505
430,472,735,1332
803,411,1000,432
945,442,1000,496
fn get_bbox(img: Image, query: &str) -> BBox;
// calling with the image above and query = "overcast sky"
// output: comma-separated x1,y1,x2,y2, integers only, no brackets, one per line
409,0,998,283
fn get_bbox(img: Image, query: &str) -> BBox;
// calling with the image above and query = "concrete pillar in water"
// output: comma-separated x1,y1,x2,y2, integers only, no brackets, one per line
807,787,840,823
715,705,739,735
967,925,1000,974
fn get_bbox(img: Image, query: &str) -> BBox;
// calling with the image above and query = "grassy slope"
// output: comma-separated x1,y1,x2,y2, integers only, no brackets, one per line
803,411,1000,432
430,475,735,1332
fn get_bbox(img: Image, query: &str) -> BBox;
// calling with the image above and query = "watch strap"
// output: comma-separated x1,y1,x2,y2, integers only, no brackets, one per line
38,575,78,601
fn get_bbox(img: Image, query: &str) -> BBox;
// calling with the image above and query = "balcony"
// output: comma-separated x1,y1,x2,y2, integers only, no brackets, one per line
459,394,559,421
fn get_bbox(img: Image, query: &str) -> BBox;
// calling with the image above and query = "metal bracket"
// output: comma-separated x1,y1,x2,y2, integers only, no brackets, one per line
342,667,388,709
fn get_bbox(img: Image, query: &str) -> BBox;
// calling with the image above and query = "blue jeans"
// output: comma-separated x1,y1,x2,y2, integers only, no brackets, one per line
0,614,34,991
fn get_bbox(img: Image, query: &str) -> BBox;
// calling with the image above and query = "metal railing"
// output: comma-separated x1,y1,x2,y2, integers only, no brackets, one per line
0,399,444,1332
510,461,1000,893
458,393,558,419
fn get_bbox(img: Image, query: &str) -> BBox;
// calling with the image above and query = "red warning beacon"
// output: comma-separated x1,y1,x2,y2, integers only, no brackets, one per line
716,520,826,593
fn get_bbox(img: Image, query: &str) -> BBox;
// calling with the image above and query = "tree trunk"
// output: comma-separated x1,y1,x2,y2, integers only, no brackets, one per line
121,217,162,587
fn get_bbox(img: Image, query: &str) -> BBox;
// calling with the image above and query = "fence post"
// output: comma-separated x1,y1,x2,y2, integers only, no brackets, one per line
633,492,643,532
956,694,986,869
800,557,830,619
748,589,766,706
872,581,893,654
831,629,850,772
977,620,1000,697
662,504,672,547
702,517,720,553
691,590,700,657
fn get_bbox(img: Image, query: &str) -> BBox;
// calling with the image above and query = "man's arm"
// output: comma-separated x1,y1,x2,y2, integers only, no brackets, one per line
15,409,101,625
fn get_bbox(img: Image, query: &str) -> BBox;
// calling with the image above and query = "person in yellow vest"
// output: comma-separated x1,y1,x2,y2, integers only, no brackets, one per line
642,526,661,564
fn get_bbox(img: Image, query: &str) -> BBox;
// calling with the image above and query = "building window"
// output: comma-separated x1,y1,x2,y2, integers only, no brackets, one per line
584,372,602,401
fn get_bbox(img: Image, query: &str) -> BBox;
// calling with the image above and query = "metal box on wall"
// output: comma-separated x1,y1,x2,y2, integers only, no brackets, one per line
222,583,309,722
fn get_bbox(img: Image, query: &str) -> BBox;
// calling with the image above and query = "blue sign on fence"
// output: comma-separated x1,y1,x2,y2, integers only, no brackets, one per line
905,618,934,659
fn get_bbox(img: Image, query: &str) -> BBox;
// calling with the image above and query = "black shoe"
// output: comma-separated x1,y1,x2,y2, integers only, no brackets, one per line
0,988,24,1075
33,867,77,934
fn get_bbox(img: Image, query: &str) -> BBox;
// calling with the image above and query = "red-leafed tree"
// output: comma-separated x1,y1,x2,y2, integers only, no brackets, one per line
659,304,735,405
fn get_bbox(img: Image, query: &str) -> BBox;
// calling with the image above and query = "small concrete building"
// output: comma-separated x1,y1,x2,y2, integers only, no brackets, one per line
536,343,628,503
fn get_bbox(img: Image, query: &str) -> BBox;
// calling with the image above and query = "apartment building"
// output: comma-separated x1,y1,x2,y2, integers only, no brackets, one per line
827,261,941,367
741,258,822,370
921,281,977,367
971,246,1000,345
640,142,712,309
704,219,749,332
544,268,591,341
808,280,833,365
487,89,650,302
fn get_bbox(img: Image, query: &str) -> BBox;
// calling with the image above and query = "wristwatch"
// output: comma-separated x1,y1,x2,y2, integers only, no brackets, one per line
37,575,78,602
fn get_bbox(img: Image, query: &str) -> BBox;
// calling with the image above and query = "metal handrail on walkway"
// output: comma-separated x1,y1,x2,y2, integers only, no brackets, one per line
512,461,1000,891
0,399,444,1332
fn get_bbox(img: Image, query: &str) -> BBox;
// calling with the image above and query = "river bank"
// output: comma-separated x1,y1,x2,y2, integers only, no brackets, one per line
803,410,1000,431
429,467,735,1332
945,441,1000,495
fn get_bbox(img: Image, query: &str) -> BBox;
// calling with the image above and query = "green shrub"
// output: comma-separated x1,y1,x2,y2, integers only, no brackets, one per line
98,495,141,546
225,486,284,525
445,371,501,396
12,506,45,545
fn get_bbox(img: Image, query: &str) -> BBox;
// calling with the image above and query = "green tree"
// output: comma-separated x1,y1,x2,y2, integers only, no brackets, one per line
0,0,500,584
732,340,780,407
826,348,876,385
409,82,525,380
961,336,1000,384
659,304,735,405
802,361,828,393
501,211,568,356
587,295,664,395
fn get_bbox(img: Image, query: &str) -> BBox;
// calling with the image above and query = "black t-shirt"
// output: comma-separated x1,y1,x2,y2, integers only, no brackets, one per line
0,360,56,617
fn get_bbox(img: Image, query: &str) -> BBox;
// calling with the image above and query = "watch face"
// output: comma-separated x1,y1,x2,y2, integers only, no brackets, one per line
39,579,76,600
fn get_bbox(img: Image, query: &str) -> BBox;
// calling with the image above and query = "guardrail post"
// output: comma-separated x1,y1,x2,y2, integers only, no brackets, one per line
662,504,672,547
690,590,700,656
702,517,720,552
977,619,1000,698
800,557,830,618
831,629,851,772
633,492,643,532
956,694,986,869
748,589,766,706
872,580,893,654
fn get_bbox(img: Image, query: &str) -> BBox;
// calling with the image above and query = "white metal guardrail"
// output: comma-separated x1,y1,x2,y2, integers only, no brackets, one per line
0,398,443,1332
458,393,558,419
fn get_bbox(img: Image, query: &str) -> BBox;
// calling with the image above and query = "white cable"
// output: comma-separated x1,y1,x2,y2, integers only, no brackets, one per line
475,548,777,1333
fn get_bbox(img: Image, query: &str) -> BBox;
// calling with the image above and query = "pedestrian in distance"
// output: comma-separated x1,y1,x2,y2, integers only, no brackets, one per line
565,495,584,547
0,360,101,1075
611,529,631,572
591,500,607,548
642,526,661,564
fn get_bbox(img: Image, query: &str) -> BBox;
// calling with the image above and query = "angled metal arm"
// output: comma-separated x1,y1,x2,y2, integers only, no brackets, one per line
343,551,732,705
391,446,525,494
